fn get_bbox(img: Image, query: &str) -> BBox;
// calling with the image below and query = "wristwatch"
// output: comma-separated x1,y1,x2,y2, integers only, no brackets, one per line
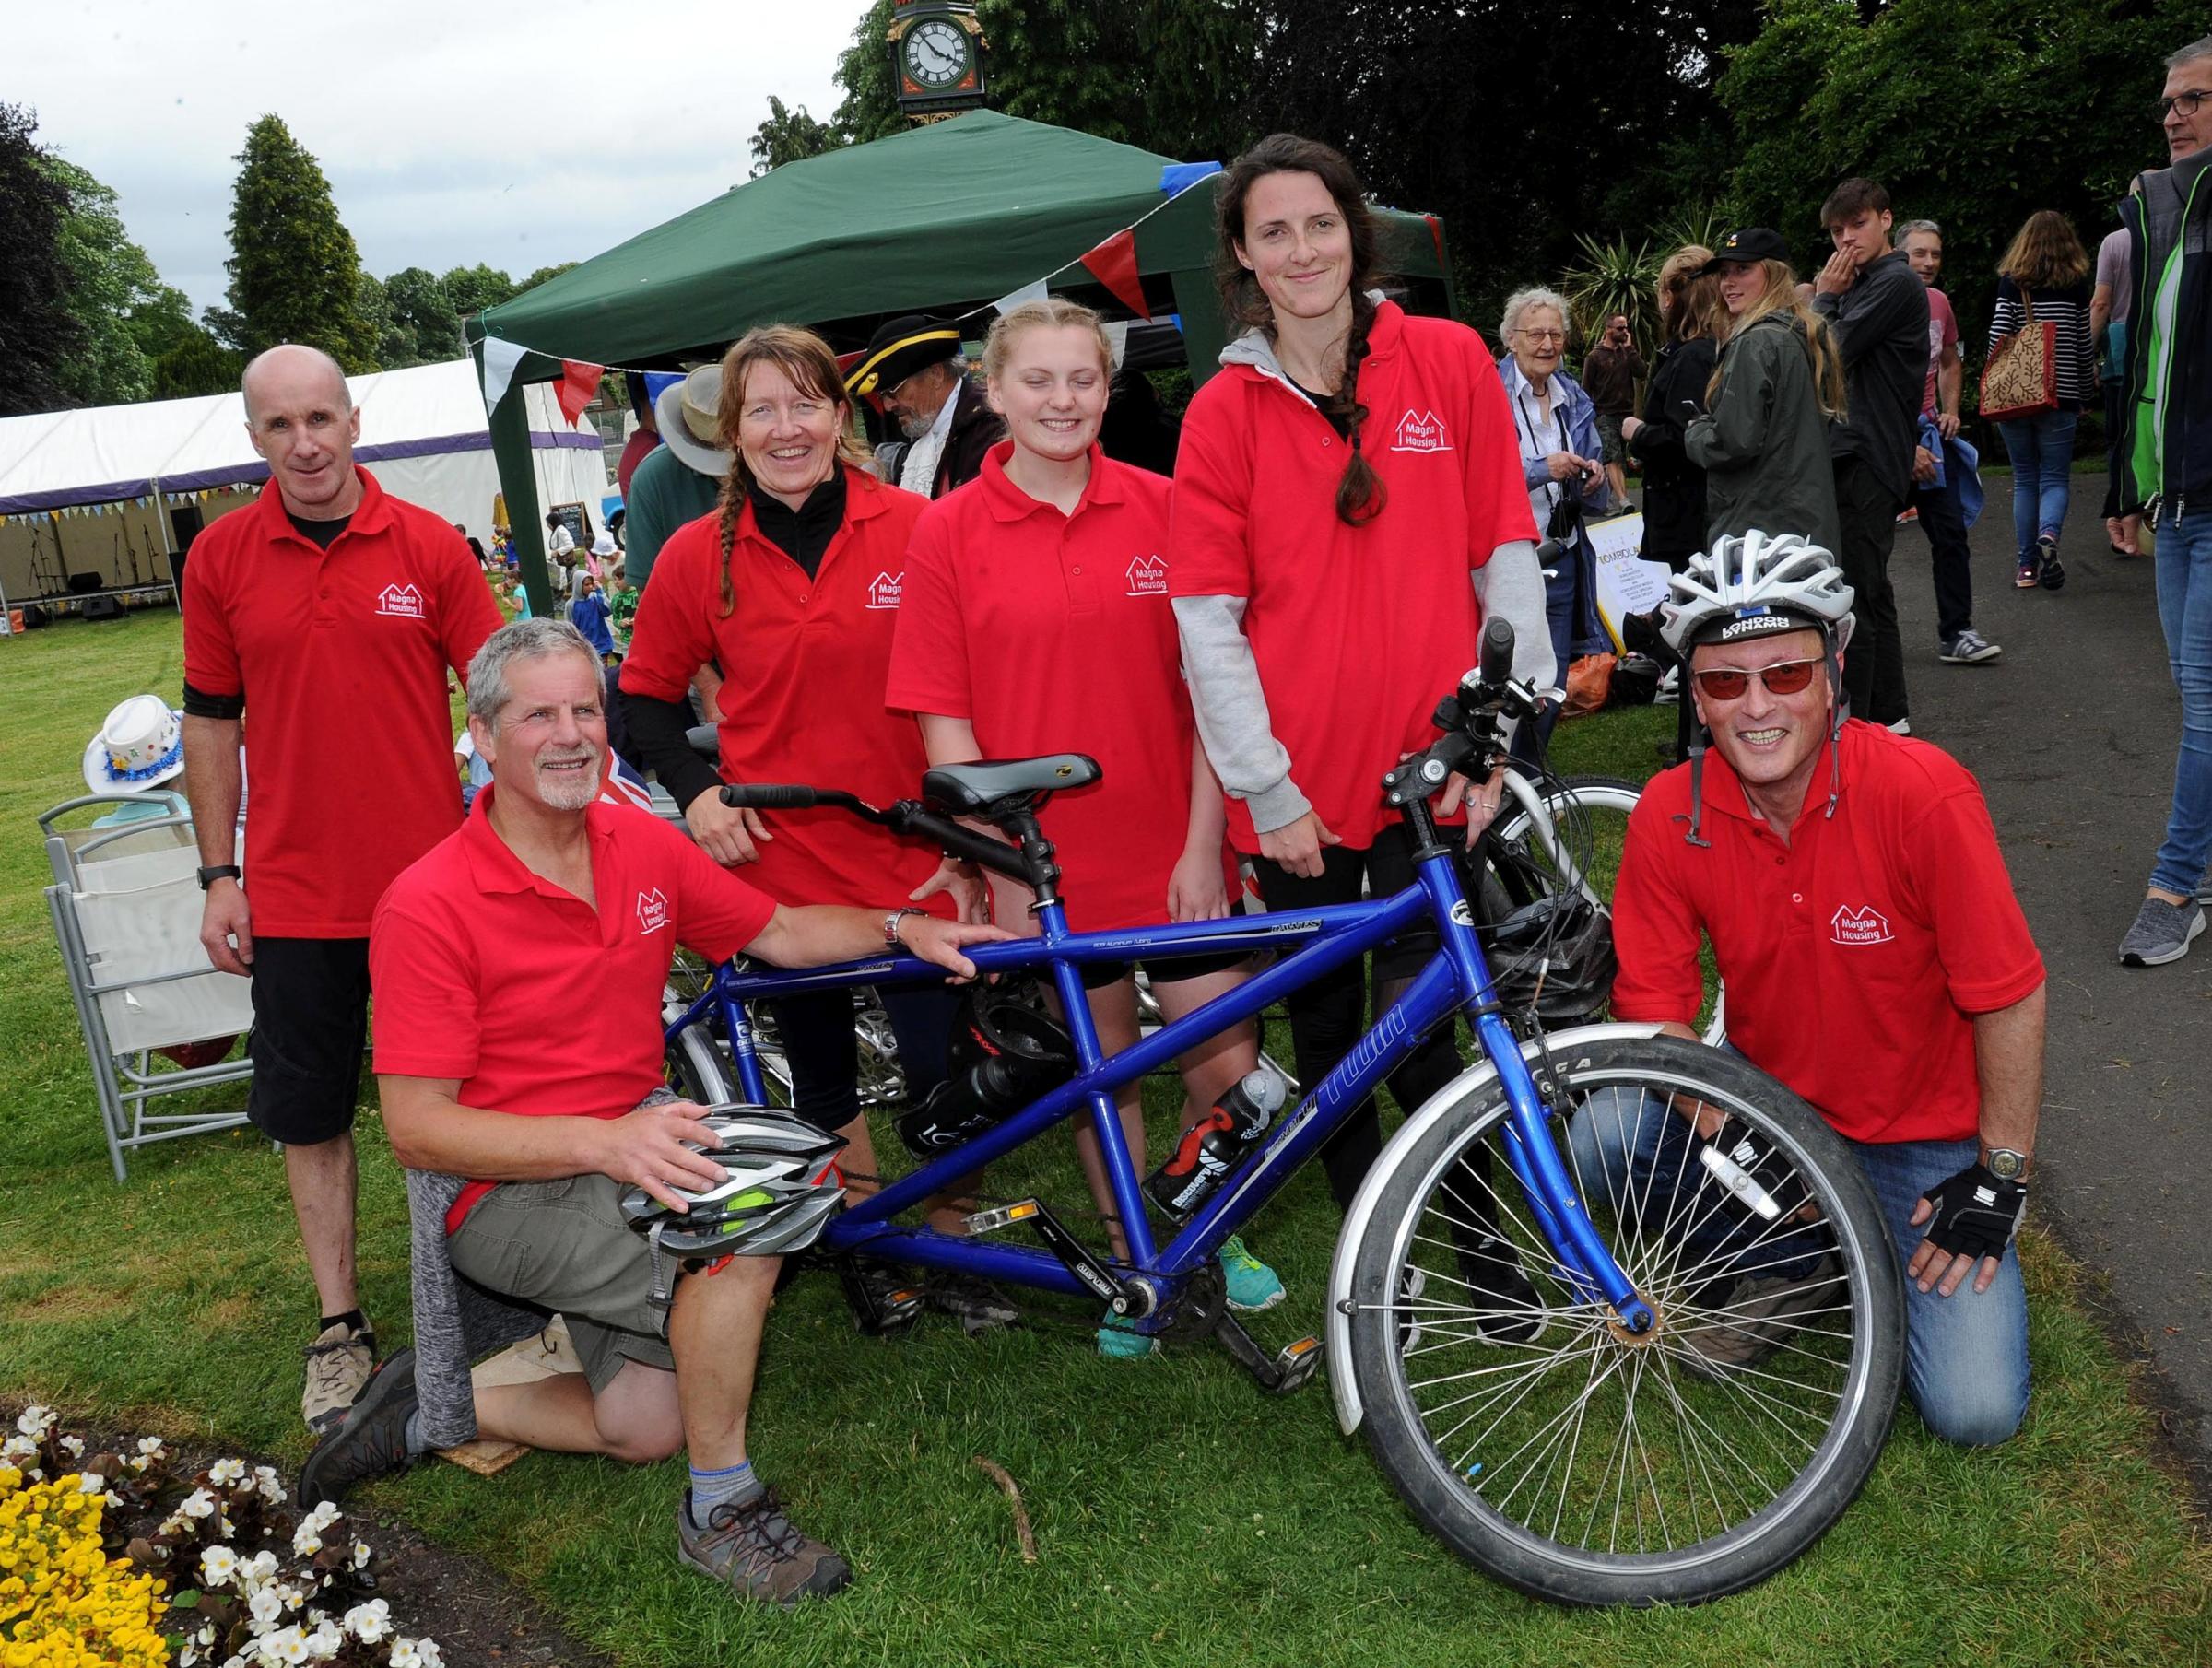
1983,1146,2032,1182
884,907,924,946
195,864,242,891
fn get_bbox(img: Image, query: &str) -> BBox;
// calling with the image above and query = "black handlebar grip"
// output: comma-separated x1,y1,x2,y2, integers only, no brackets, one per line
720,783,817,809
1479,616,1517,686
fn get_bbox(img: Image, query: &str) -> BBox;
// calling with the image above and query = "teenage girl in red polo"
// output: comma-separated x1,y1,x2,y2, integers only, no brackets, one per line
1170,135,1556,1321
621,326,977,1293
889,299,1284,1350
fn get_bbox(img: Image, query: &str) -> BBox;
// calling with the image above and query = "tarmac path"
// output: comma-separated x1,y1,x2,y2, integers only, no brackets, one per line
1880,469,2210,1498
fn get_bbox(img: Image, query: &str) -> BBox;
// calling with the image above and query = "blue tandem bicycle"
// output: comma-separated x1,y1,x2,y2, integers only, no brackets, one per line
661,620,1906,1605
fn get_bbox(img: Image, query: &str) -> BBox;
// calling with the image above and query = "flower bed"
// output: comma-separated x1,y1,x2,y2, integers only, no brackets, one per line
3,1408,445,1668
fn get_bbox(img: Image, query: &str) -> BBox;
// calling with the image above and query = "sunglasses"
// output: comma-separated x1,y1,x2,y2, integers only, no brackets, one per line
1689,656,1824,701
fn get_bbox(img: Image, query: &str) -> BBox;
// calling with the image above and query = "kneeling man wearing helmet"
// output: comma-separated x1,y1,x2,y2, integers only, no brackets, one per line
1586,530,2047,1446
299,617,1006,1607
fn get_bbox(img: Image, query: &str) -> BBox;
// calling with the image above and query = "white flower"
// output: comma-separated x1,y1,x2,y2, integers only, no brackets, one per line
387,1644,421,1668
200,1545,241,1588
305,1500,342,1532
249,1585,287,1626
276,1582,305,1611
343,1600,391,1643
182,1648,201,1667
57,1435,85,1459
137,1436,168,1460
306,1619,344,1661
291,1522,324,1557
160,1511,190,1536
76,1472,105,1494
244,1549,281,1582
255,1625,311,1665
223,1656,250,1668
2,1436,37,1462
16,1404,54,1438
255,1466,285,1505
209,1458,247,1486
416,1640,445,1668
180,1486,218,1520
351,1540,371,1570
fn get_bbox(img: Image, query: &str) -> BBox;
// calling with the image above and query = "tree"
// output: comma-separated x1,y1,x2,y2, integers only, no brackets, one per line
750,97,844,175
152,330,243,400
382,266,463,363
0,103,85,414
1714,0,2181,347
832,0,1254,163
441,263,516,318
222,114,376,370
39,155,177,404
514,263,578,296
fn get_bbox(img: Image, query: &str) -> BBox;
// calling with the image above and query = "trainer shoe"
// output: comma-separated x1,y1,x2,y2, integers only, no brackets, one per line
1097,1313,1159,1358
1218,1234,1286,1311
677,1487,853,1609
2015,554,2041,590
929,1271,1020,1336
296,1347,417,1508
2119,897,2206,968
301,1318,377,1436
1938,628,2002,665
1456,1236,1548,1345
2036,534,2065,591
1676,1255,1841,1380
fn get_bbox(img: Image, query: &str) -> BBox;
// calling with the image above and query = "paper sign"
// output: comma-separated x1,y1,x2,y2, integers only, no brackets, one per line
1587,512,1671,653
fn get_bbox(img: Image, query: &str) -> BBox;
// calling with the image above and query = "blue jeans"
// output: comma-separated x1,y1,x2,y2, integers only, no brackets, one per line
1566,1092,2030,1446
2150,503,2212,896
1995,409,2079,564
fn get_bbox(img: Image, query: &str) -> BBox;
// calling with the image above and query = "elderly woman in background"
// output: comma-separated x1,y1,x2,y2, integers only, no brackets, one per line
1620,249,1722,573
1500,288,1610,736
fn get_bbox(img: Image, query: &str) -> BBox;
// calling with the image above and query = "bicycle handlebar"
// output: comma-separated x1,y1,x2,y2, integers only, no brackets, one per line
721,783,824,810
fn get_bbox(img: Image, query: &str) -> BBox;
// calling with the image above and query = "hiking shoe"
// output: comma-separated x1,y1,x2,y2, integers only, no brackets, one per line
1097,1312,1159,1358
1456,1237,1548,1345
1396,1265,1429,1357
1218,1234,1285,1311
297,1347,417,1508
1676,1255,1841,1380
301,1318,377,1435
929,1271,1019,1336
677,1487,853,1609
2119,897,2206,968
2036,534,2065,591
1938,628,2002,665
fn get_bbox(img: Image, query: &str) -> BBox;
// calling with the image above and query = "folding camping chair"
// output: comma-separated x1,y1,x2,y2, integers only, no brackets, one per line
41,793,254,1180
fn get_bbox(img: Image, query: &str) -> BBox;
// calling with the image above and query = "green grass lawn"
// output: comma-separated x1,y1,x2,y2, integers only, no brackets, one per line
3,610,2206,1666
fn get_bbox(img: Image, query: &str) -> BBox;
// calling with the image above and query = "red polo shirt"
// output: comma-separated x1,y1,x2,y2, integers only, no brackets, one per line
369,787,778,1230
1610,722,2045,1144
620,466,947,911
1169,301,1539,852
182,468,501,936
888,443,1219,931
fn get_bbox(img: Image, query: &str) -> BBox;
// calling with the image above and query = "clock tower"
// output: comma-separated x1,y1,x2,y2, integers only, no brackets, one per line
888,1,988,120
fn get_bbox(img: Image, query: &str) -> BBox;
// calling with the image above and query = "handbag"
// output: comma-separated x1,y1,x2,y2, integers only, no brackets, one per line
1979,284,2060,423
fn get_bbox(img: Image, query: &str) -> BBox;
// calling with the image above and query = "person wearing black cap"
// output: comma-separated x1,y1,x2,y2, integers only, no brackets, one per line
845,315,1003,498
1685,229,1846,560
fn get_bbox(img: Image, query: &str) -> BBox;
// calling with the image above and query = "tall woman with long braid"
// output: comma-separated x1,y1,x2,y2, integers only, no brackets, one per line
1169,135,1556,1316
620,326,975,1308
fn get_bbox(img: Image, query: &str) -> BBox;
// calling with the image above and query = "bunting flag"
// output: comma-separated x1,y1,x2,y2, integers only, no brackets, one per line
480,336,528,410
1101,320,1132,370
1079,227,1150,320
557,358,604,425
1423,213,1447,272
993,277,1050,316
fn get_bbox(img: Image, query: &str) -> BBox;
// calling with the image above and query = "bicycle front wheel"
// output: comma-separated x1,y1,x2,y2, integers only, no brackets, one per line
1344,1035,1903,1605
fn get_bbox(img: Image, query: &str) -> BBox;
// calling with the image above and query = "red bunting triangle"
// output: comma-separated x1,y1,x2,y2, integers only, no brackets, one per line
557,359,604,425
1079,227,1151,320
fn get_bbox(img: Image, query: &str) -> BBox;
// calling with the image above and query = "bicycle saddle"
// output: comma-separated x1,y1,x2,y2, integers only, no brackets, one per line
924,754,1101,816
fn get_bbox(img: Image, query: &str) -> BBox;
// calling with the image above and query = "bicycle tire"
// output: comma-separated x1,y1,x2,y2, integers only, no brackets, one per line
665,1003,735,1105
1492,774,1641,909
1345,1034,1902,1606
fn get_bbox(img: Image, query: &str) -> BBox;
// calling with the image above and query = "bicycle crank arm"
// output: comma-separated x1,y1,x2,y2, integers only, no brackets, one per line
1214,1311,1323,1395
965,1198,1152,1317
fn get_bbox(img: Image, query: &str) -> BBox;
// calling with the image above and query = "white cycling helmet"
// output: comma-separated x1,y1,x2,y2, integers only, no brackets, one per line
1660,530,1855,658
620,1109,848,1305
1664,531,1858,846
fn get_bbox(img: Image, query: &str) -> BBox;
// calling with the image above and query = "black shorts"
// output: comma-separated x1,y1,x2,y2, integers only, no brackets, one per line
246,937,371,1145
1076,946,1256,992
1250,823,1453,983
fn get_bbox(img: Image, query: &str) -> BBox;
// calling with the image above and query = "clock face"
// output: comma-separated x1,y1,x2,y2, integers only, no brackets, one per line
903,18,971,88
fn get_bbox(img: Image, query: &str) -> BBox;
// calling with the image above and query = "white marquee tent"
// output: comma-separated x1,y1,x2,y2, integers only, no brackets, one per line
0,360,608,614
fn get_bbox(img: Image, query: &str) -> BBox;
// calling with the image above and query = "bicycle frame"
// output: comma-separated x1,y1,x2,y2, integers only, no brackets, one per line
665,805,1656,1337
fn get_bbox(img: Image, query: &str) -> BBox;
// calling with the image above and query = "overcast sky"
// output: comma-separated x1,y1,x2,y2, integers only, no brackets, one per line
19,0,867,315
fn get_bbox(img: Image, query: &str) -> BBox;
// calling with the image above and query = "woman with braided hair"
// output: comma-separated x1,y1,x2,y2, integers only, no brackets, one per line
1169,135,1555,1290
621,325,976,1281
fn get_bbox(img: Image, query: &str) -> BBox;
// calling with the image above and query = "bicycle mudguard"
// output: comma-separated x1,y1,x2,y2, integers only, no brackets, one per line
1324,1022,1665,1438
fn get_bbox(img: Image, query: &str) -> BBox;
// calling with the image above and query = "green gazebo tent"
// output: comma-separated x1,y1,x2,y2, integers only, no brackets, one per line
471,111,1456,602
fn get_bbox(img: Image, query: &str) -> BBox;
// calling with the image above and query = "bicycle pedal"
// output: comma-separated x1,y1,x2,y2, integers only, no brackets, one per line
836,1258,925,1335
1213,1310,1323,1394
964,1200,1042,1234
1269,1336,1324,1395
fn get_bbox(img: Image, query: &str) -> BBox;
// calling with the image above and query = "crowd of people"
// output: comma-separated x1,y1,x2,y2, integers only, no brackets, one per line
128,29,2209,1615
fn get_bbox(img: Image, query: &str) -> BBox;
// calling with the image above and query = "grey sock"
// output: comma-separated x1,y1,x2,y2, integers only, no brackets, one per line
402,1408,428,1457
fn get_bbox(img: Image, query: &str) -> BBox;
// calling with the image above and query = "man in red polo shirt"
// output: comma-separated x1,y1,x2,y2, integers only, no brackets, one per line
182,344,503,1437
299,618,999,1607
1582,531,2046,1446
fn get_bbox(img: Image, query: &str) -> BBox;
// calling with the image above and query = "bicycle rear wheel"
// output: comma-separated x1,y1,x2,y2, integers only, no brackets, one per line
1344,1035,1902,1605
1492,774,1641,909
